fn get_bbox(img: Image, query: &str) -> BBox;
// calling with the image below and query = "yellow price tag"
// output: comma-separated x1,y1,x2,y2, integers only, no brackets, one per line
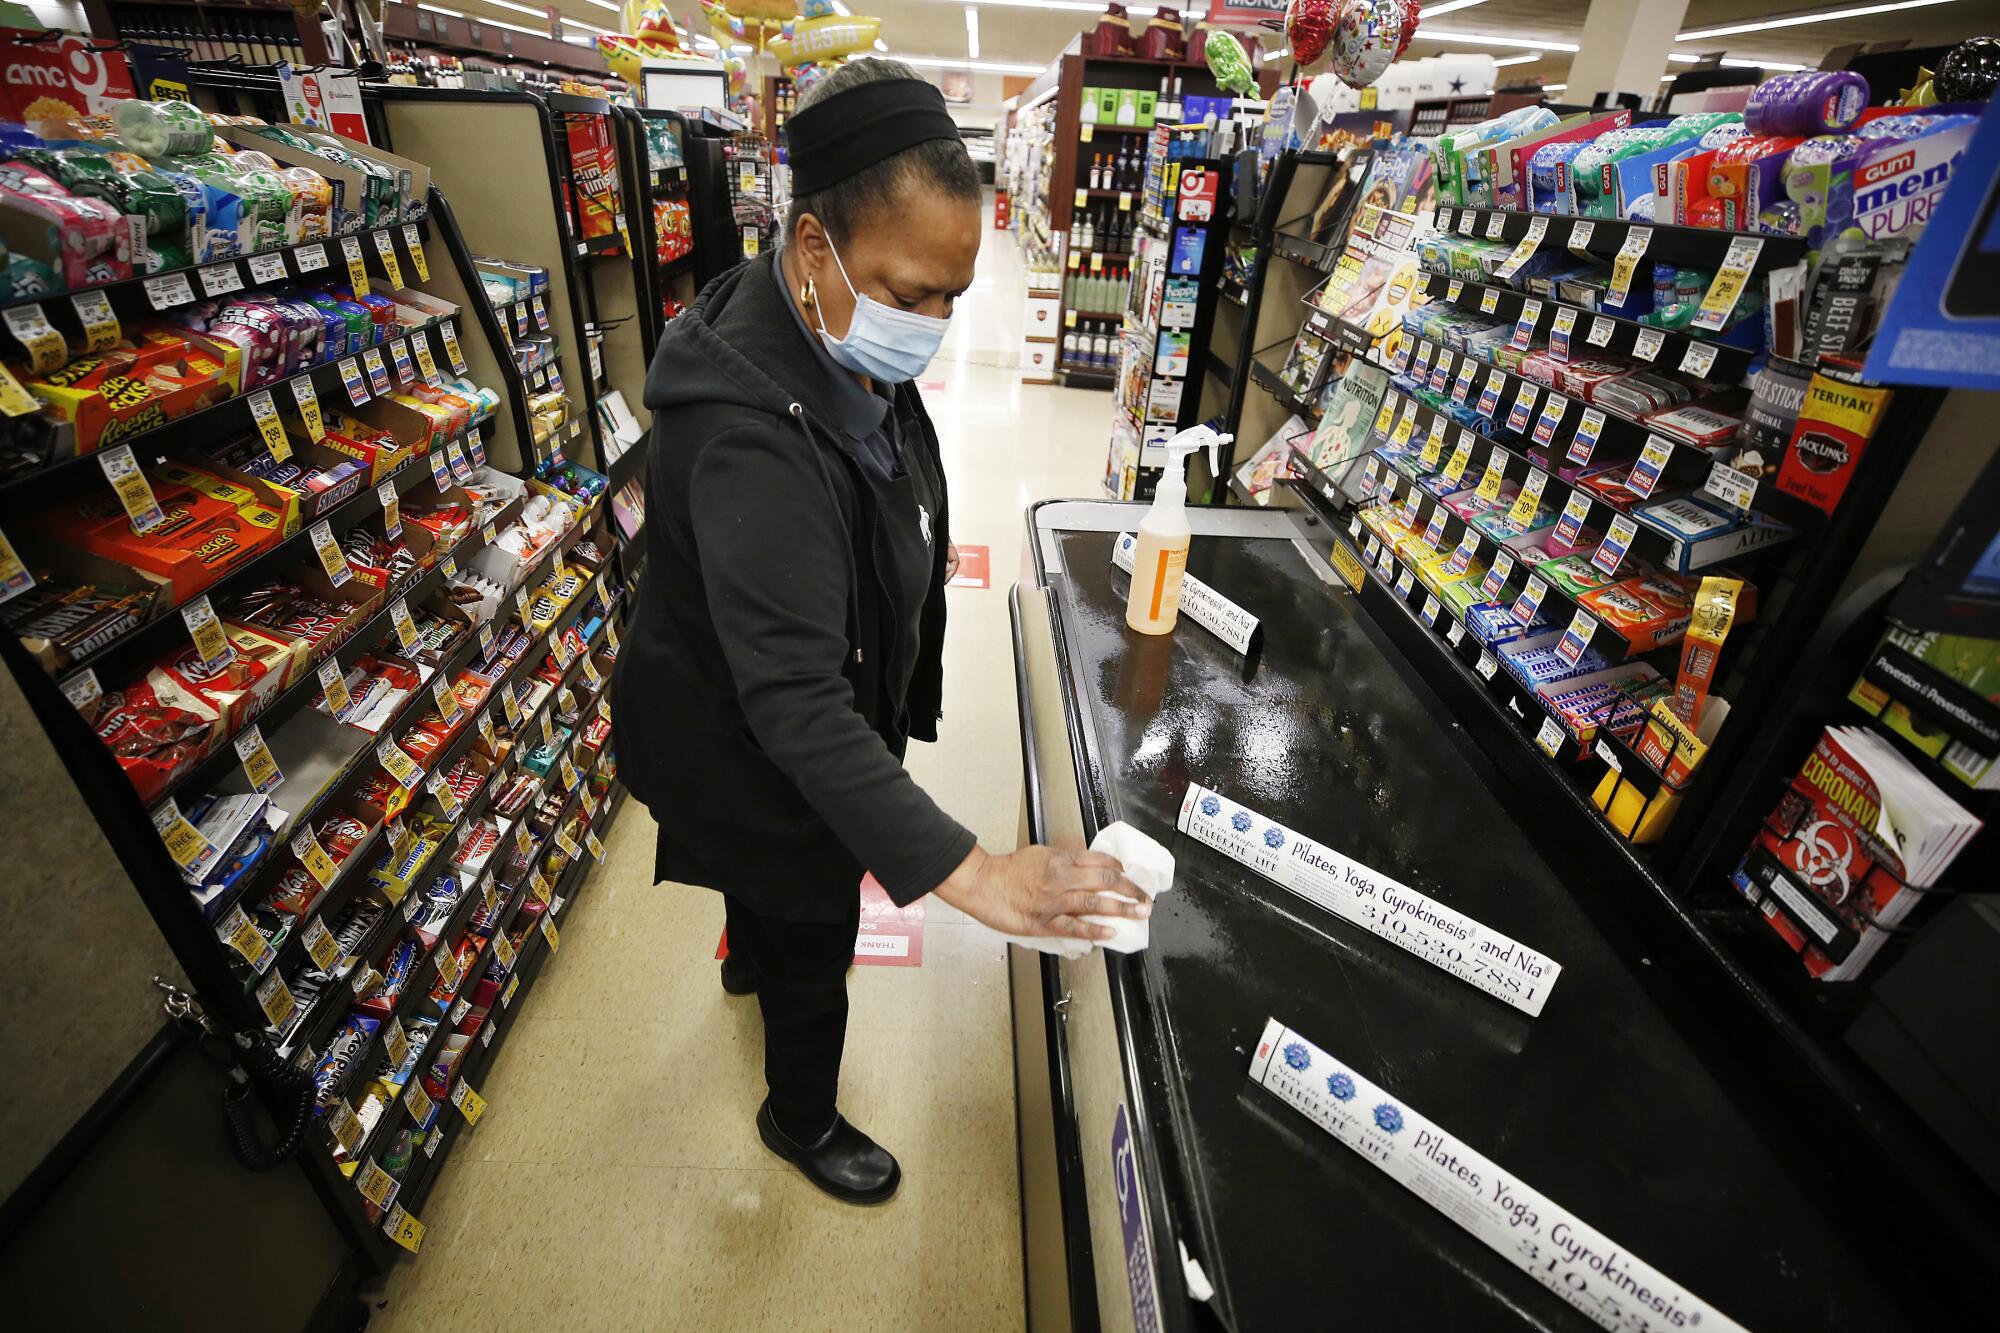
441,321,466,375
1693,236,1762,334
502,973,520,1008
70,290,120,352
180,594,234,669
1372,393,1398,438
530,869,551,904
302,915,339,972
355,1159,397,1207
1074,188,1087,208
377,734,423,789
412,337,439,385
402,225,429,283
1389,401,1419,448
292,824,340,890
389,597,420,654
248,389,291,462
232,723,283,794
373,230,405,290
559,753,579,792
3,304,66,374
585,830,605,861
318,658,355,722
450,1078,487,1125
1606,225,1652,307
341,234,370,297
256,970,296,1029
502,686,522,728
431,674,462,725
98,444,165,533
580,656,601,691
1475,449,1509,504
0,361,39,417
1442,431,1476,486
1507,468,1549,527
540,917,559,953
384,1203,426,1253
494,931,516,970
1080,122,1093,142
291,376,325,443
218,904,273,969
383,1016,410,1069
434,942,462,991
404,1078,434,1124
327,1099,363,1154
1419,416,1448,469
1118,191,1131,212
1064,310,1077,329
1090,253,1103,272
308,520,350,586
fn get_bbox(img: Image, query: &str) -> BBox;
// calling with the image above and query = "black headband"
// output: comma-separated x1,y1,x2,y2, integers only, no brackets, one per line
786,77,963,198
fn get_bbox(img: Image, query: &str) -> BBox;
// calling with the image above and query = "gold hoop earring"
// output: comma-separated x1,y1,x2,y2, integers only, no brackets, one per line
802,277,817,310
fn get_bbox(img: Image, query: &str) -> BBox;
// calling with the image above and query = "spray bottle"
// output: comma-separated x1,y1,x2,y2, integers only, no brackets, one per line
1126,424,1229,635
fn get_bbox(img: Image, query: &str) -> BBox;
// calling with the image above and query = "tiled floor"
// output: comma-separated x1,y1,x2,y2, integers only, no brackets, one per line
366,224,1113,1330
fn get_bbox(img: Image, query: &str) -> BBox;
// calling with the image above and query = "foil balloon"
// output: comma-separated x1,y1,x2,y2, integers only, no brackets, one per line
1396,0,1420,59
1285,0,1338,69
1935,36,2000,104
730,0,798,19
630,0,688,44
792,61,834,94
769,12,883,67
598,34,696,82
1330,0,1410,89
1203,29,1257,97
725,52,750,94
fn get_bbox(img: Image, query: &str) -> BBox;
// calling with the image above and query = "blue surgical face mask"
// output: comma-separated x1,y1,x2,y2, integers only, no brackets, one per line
814,236,950,384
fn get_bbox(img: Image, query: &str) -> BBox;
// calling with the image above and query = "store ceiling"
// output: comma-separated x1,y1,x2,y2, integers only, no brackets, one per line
515,0,1998,88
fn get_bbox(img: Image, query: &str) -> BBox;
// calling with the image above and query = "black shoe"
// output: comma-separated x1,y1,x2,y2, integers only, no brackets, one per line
720,951,756,996
756,1100,901,1205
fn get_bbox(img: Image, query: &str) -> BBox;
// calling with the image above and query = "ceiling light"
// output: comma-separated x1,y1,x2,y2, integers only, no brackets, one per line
586,1,622,10
966,6,980,60
1542,83,1566,92
832,0,852,11
1490,52,1542,67
874,0,1203,12
873,38,888,51
1407,28,1579,52
1261,47,1288,63
885,52,1047,75
1666,54,1817,72
1420,0,1493,14
1678,0,1959,42
470,0,547,17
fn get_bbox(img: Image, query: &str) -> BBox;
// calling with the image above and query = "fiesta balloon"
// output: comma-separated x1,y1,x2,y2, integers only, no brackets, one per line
1330,0,1411,89
792,61,834,94
729,0,798,19
1204,29,1257,96
770,13,883,68
1285,0,1338,69
598,34,697,82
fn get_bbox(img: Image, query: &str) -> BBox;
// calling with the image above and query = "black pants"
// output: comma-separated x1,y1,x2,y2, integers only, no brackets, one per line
723,893,858,1142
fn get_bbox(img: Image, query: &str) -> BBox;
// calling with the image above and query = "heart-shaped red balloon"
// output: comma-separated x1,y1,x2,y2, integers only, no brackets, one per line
1286,0,1339,68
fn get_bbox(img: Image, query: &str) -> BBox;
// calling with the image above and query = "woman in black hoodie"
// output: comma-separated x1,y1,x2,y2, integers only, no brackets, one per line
610,60,1146,1205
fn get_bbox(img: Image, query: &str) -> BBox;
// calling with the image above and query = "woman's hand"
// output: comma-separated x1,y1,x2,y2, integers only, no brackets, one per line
935,844,1151,941
945,542,961,582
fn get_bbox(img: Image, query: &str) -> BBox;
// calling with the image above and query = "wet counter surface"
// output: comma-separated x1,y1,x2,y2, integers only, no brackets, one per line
1037,519,1904,1332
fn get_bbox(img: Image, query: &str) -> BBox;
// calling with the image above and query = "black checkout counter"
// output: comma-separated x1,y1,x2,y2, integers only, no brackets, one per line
1006,500,1912,1333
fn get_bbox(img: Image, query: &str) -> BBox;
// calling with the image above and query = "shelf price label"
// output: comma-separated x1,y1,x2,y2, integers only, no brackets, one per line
1475,650,1499,681
441,320,467,375
429,445,452,493
1477,367,1505,418
501,972,520,1009
379,480,402,539
1421,594,1442,626
361,346,392,395
1704,460,1759,513
302,914,340,973
61,668,101,712
1566,219,1595,255
1531,393,1569,450
402,225,429,282
291,375,325,442
501,685,523,728
530,868,551,904
0,362,37,418
383,1016,410,1069
1399,486,1424,525
1679,340,1719,379
1478,287,1500,315
1444,529,1479,577
377,733,424,790
1372,392,1399,438
512,302,530,338
493,929,517,971
389,337,414,385
1457,209,1476,236
338,356,369,406
383,1203,426,1254
559,752,580,793
1692,236,1762,333
181,594,235,671
217,903,274,971
341,234,370,296
1510,298,1542,349
1395,566,1417,598
373,229,405,289
1445,278,1464,304
1410,340,1436,379
1441,430,1476,486
1535,714,1568,758
1606,226,1652,307
541,916,561,953
198,261,244,298
326,1099,363,1154
531,294,550,331
450,1078,487,1125
1553,491,1594,549
308,520,351,586
354,1159,398,1209
1586,315,1616,349
1631,326,1665,363
99,444,165,534
1510,573,1554,630
1483,211,1507,241
1422,504,1449,549
248,388,291,462
404,1078,435,1126
1450,357,1478,406
412,334,440,387
246,250,289,286
1427,349,1453,395
293,822,341,889
1627,434,1675,500
1549,306,1577,360
295,242,330,273
477,709,498,752
1480,549,1516,601
1555,608,1598,666
389,597,420,653
1389,399,1419,448
446,436,473,483
431,673,463,726
1507,468,1549,527
434,941,463,992
318,657,356,722
255,970,296,1030
143,270,197,310
4,304,67,373
1505,381,1541,436
1494,216,1550,282
1592,513,1640,577
1565,407,1607,467
234,724,284,794
1474,447,1509,504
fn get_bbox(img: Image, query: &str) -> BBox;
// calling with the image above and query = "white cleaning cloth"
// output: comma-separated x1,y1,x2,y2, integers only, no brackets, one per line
1003,821,1176,958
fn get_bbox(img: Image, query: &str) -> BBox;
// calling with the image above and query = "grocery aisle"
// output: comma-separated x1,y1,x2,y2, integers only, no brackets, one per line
366,226,1112,1331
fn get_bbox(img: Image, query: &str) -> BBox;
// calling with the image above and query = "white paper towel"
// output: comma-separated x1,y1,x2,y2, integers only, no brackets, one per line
1003,821,1175,958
